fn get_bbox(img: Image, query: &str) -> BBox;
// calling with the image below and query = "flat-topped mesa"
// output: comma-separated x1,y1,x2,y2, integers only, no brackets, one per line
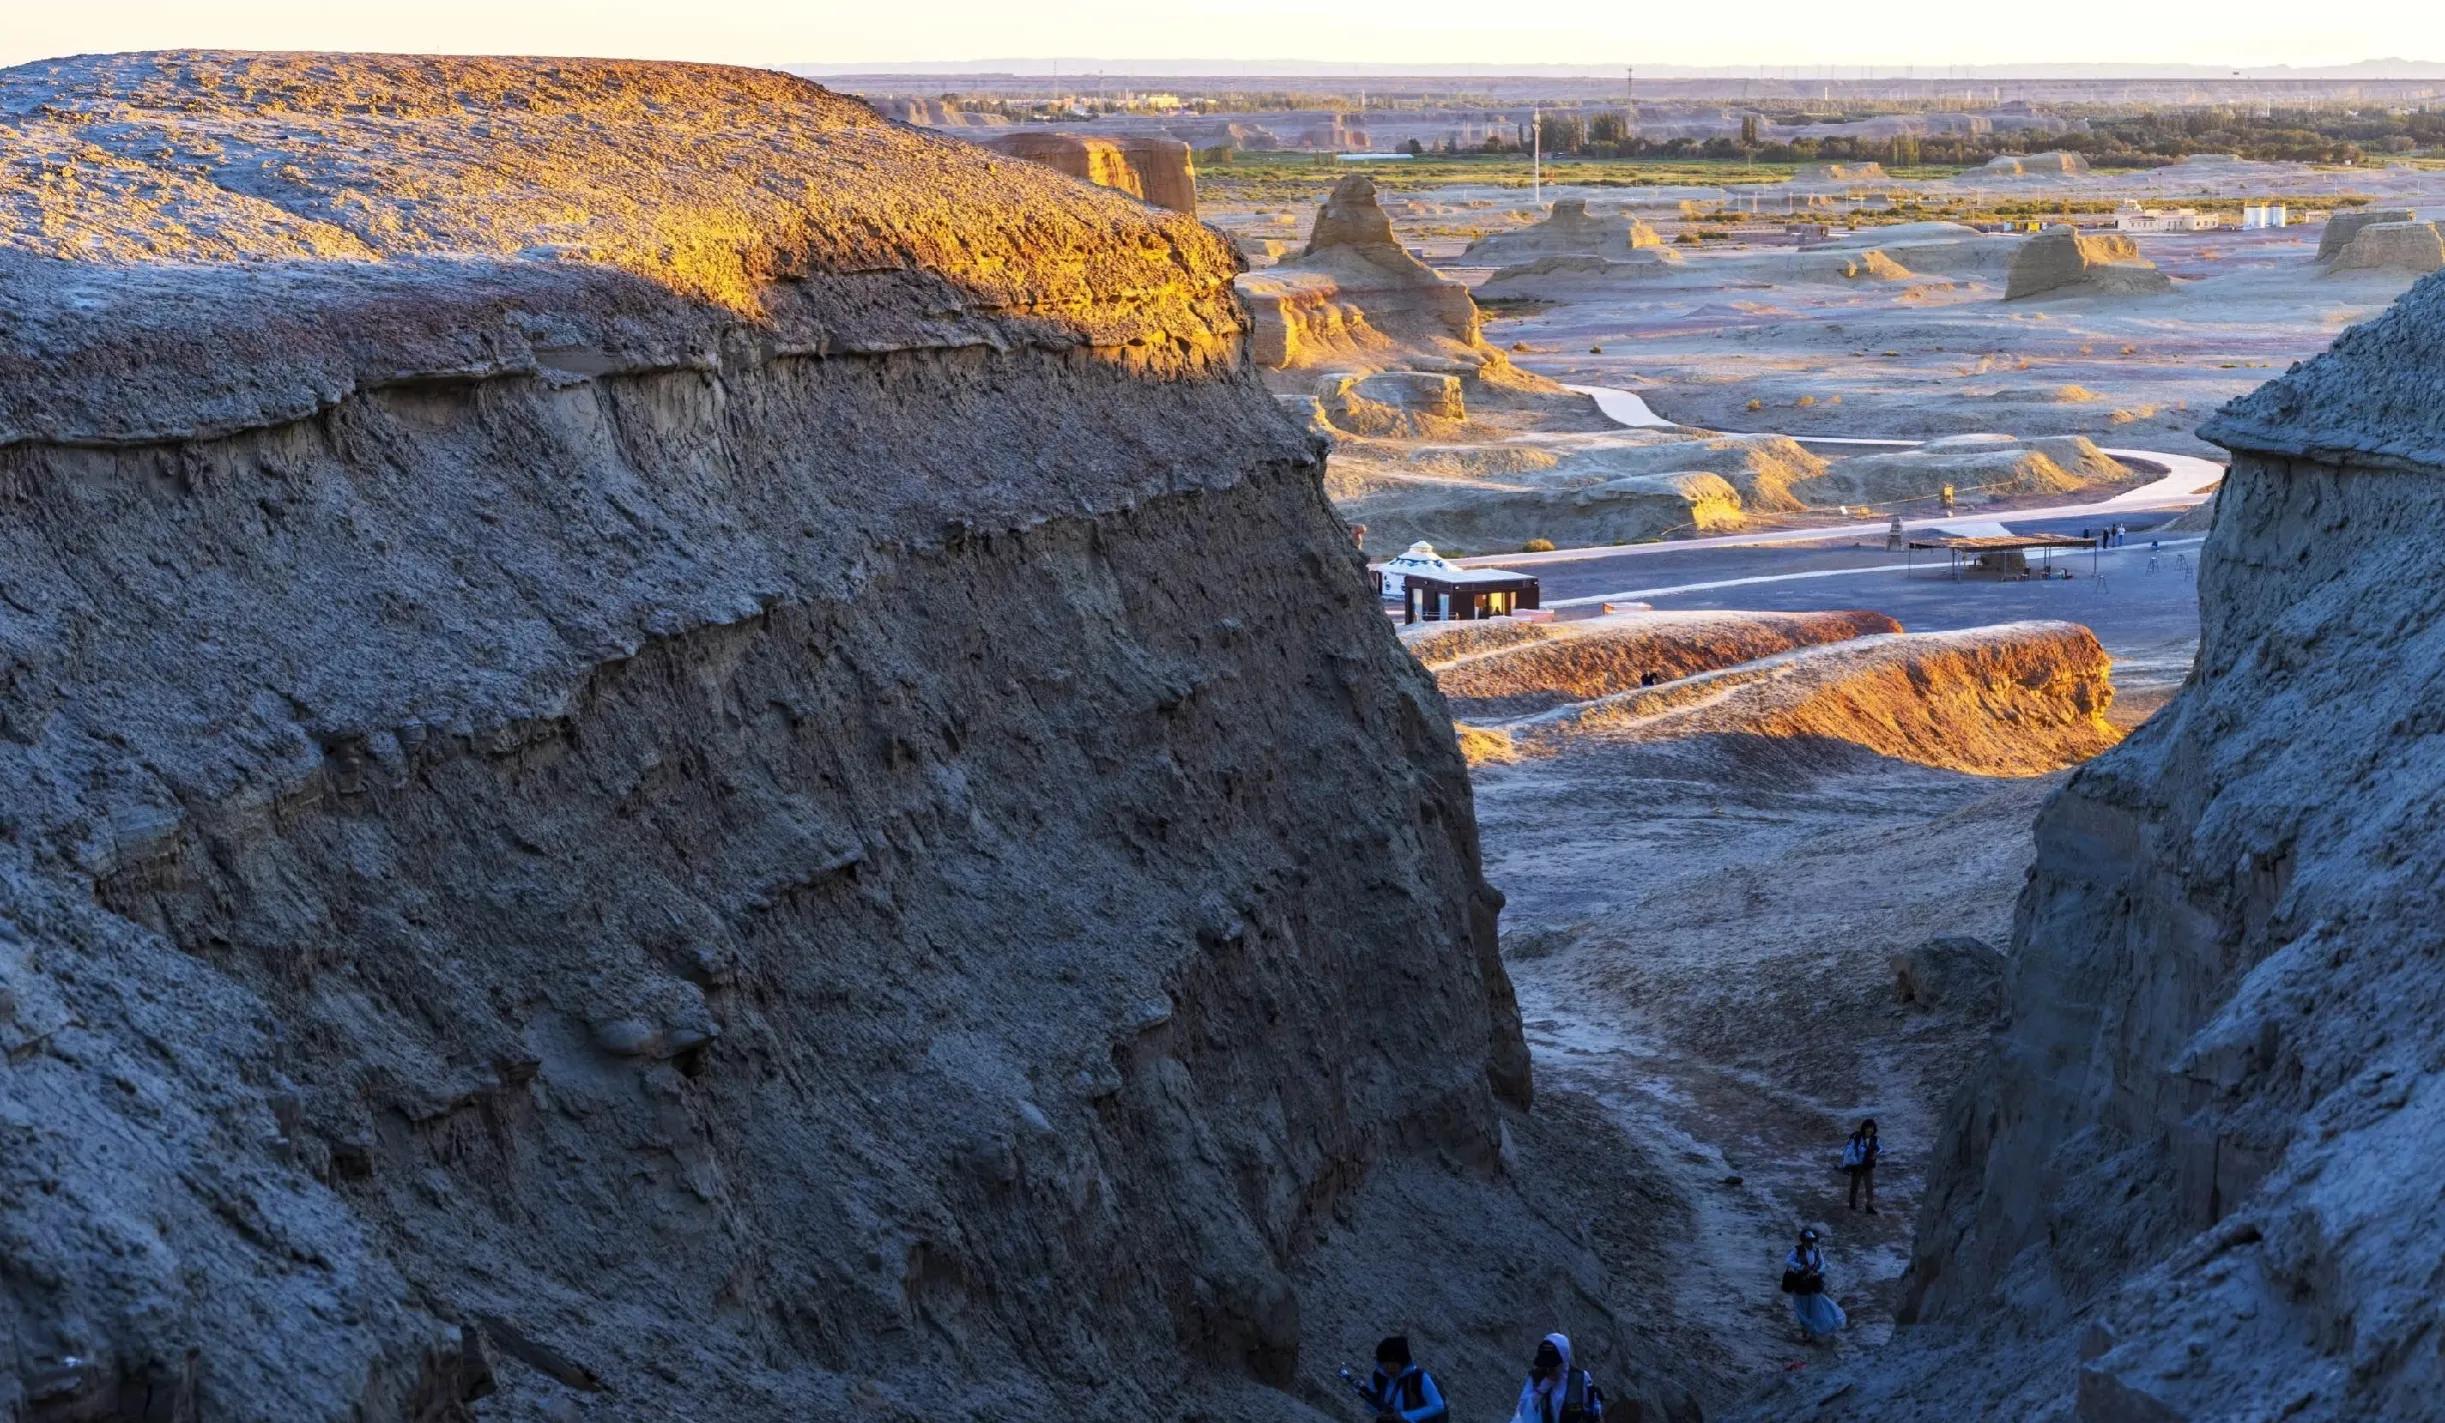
1974,151,2092,178
1867,271,2445,1419
0,51,1623,1423
2314,206,2415,262
2328,219,2445,276
2002,224,2173,301
1460,198,1663,265
1792,160,1888,185
977,130,1199,214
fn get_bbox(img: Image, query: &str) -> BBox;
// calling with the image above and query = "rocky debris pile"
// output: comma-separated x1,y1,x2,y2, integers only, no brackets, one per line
0,51,1666,1423
2003,225,2174,301
2326,219,2445,276
1747,242,2445,1423
1461,199,1663,265
977,130,1198,213
2314,206,2415,262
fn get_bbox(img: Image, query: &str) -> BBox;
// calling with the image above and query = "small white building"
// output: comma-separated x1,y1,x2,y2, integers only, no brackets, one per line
2242,203,2288,229
2115,201,2223,234
1372,541,1464,597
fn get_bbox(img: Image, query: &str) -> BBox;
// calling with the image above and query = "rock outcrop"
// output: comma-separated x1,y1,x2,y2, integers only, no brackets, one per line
2327,219,2445,275
1460,198,1662,265
1236,175,1554,405
1751,260,2445,1423
1973,151,2092,178
2313,206,2414,262
2003,225,2174,301
978,129,1199,214
0,51,1632,1423
1792,161,1889,185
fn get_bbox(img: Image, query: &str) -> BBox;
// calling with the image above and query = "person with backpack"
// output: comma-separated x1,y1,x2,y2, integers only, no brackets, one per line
1781,1228,1846,1344
1841,1119,1881,1214
1510,1332,1605,1422
1347,1336,1448,1423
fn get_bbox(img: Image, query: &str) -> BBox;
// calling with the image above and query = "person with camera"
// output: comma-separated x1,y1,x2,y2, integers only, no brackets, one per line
1340,1335,1448,1422
1781,1228,1847,1345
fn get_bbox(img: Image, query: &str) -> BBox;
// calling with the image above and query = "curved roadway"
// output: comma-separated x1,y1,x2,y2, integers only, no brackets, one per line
1456,384,2224,571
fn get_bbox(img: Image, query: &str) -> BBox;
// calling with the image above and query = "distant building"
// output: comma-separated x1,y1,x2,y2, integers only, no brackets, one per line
2242,203,2289,229
1369,541,1542,622
2114,201,2222,233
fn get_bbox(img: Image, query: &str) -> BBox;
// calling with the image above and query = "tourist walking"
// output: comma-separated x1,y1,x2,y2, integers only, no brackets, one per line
1781,1229,1847,1344
1510,1332,1605,1423
1842,1119,1881,1214
1343,1336,1449,1423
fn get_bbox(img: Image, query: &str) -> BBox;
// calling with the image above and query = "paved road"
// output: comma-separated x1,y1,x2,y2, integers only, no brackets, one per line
1457,384,2224,571
1452,384,2210,688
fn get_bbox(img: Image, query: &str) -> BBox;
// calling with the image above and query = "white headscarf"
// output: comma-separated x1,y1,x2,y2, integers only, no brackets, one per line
1514,1333,1574,1422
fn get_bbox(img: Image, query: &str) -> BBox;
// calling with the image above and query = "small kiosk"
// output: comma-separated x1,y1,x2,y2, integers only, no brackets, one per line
1396,567,1543,623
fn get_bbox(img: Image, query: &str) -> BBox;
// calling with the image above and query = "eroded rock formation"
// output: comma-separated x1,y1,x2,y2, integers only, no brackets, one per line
1460,199,1662,265
1742,262,2445,1423
2314,206,2415,262
1974,151,2092,178
978,129,1199,214
0,51,1642,1423
2327,219,2445,275
1236,175,1499,375
2003,225,2174,301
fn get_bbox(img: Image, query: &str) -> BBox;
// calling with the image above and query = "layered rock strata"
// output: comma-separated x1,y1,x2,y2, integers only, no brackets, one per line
1759,269,2445,1422
2003,226,2173,301
978,129,1199,214
0,51,1610,1423
2314,206,2415,262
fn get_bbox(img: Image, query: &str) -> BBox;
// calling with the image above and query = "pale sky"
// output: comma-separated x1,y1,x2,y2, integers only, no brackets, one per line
1,0,2435,73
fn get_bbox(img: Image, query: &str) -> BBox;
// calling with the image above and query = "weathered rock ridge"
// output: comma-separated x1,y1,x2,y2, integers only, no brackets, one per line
2004,225,2173,302
978,130,1199,214
1744,272,2445,1421
0,51,1613,1423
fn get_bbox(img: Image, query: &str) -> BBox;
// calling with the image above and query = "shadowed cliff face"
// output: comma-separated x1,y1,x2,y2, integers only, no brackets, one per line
0,53,1589,1423
1730,272,2445,1422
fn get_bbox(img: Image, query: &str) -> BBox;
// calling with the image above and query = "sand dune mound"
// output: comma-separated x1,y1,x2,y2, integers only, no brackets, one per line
2003,225,2173,301
1429,610,1903,720
2315,207,2416,262
1800,434,2133,505
1462,199,1663,264
1497,623,2119,776
2328,219,2445,275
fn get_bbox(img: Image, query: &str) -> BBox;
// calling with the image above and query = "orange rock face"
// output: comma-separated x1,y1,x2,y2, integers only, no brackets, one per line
978,130,1199,214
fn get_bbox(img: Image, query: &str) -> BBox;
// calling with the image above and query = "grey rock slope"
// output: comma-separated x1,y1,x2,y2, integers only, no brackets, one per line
1734,270,2445,1421
0,52,1638,1423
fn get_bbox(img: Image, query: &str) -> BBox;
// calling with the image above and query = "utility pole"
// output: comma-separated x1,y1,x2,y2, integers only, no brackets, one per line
1624,67,1636,139
1532,101,1543,206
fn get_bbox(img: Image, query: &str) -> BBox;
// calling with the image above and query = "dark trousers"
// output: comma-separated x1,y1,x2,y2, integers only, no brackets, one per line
1848,1164,1875,1209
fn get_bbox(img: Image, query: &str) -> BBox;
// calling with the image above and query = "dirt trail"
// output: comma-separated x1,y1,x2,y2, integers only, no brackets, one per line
1438,613,2102,1412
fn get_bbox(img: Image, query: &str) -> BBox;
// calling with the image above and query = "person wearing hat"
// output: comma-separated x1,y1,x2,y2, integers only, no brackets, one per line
1510,1332,1605,1422
1781,1228,1846,1344
1353,1336,1448,1422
